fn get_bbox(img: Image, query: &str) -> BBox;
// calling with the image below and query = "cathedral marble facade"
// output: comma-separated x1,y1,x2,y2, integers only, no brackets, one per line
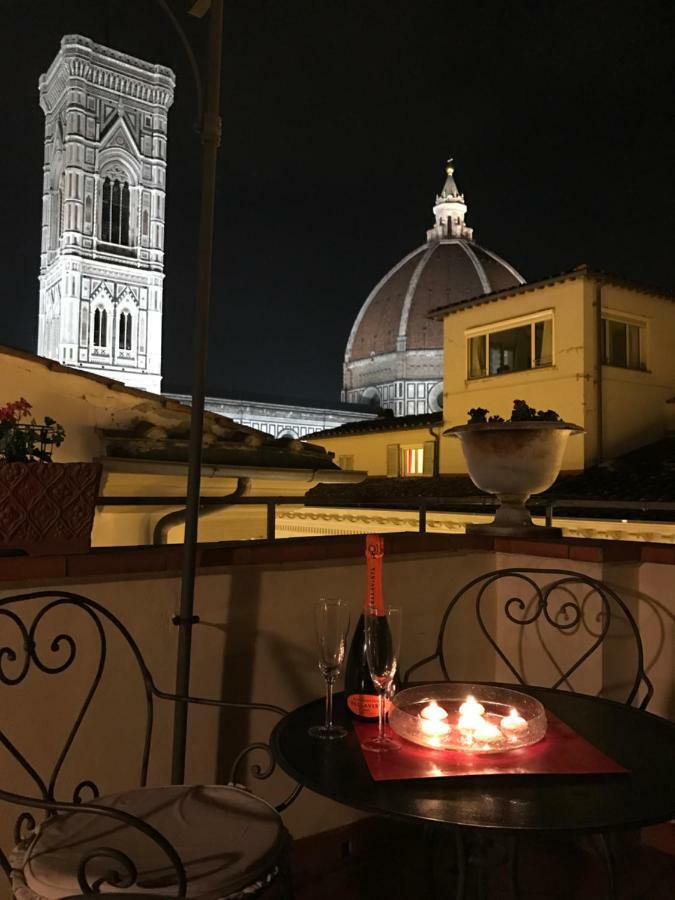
165,393,373,442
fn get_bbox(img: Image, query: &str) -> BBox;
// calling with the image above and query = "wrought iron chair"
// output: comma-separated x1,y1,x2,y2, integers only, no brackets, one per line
0,590,300,900
403,567,654,900
405,567,653,706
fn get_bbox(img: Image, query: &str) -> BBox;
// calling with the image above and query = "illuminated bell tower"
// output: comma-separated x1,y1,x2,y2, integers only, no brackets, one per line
38,35,175,393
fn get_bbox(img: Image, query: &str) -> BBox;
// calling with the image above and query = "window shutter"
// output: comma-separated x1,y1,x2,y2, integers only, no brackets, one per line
423,440,436,476
386,444,400,477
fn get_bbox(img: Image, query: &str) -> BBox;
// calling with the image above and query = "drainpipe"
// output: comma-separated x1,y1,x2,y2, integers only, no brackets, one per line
428,425,441,477
153,477,250,545
595,283,604,463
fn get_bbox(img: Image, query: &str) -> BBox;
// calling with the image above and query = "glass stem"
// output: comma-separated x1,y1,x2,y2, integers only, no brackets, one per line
378,692,385,741
325,677,335,729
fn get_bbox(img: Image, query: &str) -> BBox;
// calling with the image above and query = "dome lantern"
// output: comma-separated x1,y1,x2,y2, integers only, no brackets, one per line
427,158,474,242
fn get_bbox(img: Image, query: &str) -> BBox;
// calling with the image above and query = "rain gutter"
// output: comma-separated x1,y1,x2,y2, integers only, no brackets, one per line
153,476,250,545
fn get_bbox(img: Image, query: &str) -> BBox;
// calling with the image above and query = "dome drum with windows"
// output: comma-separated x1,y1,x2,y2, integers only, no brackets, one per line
342,161,524,416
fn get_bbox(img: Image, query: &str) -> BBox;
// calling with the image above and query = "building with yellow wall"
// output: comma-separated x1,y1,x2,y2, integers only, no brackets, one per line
436,266,675,472
0,346,365,547
311,268,675,479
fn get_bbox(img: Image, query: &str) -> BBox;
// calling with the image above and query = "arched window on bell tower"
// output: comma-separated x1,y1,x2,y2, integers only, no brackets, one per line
101,176,130,245
93,307,108,350
118,310,132,351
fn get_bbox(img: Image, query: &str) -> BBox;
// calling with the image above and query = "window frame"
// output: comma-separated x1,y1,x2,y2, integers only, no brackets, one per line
118,309,132,352
100,175,131,246
92,307,108,351
601,312,647,371
465,310,554,380
400,444,425,476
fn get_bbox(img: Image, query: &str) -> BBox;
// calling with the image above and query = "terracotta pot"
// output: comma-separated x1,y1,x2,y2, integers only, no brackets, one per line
444,421,584,536
0,462,102,556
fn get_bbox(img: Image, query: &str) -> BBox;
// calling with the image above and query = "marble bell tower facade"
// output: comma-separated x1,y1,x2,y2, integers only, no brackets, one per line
38,35,175,393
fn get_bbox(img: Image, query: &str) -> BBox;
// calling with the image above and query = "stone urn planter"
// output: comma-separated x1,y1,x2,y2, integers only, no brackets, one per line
444,421,584,537
0,461,102,556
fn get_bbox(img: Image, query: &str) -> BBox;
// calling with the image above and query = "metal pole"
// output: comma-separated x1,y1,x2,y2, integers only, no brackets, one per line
595,282,604,464
545,501,554,529
266,502,276,541
171,0,224,785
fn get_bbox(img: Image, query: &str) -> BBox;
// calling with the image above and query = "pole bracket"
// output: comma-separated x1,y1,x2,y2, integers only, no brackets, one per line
172,615,200,626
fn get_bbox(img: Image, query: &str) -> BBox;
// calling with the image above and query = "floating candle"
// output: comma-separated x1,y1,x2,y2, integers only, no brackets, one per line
420,701,449,721
473,720,501,743
420,718,451,737
457,713,484,734
500,708,528,736
459,695,485,718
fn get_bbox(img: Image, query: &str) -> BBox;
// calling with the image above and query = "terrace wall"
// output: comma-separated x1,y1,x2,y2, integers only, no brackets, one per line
1,534,673,895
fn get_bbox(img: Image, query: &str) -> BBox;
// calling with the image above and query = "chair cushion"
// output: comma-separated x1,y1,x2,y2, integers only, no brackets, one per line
11,785,287,900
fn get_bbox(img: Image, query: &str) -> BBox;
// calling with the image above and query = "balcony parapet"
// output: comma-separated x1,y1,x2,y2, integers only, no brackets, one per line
1,532,674,587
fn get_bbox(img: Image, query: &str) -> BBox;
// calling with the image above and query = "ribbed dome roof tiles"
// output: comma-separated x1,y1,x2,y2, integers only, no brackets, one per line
348,251,420,361
346,238,523,364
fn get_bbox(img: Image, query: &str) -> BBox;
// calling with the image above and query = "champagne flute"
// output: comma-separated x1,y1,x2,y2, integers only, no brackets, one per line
309,598,351,740
363,606,402,752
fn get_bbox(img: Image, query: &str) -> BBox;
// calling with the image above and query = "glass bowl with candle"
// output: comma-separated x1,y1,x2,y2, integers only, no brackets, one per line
388,683,547,753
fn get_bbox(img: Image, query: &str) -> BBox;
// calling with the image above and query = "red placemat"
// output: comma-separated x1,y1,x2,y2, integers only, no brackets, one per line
353,712,628,781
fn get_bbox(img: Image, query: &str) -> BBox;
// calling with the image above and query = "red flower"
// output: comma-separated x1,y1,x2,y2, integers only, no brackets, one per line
0,398,32,422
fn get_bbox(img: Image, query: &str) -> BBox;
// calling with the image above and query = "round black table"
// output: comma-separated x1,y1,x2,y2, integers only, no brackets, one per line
271,685,675,834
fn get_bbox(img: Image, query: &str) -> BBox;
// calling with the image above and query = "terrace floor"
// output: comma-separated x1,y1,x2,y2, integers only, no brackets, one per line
290,820,675,899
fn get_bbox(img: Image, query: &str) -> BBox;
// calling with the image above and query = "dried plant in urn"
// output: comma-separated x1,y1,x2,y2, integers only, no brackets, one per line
444,400,583,536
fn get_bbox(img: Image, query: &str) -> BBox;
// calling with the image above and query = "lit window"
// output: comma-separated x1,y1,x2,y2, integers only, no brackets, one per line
467,314,553,379
602,317,644,370
92,307,107,349
401,445,424,476
101,176,130,245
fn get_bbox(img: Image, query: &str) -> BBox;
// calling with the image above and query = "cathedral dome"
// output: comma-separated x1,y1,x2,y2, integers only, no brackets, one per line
342,162,524,414
345,239,522,363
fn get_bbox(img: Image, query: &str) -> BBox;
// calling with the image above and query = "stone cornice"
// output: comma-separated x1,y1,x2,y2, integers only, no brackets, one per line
42,257,164,286
40,34,175,113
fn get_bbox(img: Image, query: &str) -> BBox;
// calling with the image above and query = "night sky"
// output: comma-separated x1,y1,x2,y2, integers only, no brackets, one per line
2,1,673,404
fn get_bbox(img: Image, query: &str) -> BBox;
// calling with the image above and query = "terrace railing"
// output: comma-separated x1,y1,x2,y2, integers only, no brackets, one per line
94,495,675,543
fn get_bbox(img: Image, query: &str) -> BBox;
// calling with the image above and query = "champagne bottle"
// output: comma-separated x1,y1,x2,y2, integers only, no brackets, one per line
345,534,398,719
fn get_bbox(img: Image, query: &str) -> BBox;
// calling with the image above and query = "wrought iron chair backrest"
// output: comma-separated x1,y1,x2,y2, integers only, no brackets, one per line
0,588,298,807
404,568,653,708
0,589,299,896
1,590,158,805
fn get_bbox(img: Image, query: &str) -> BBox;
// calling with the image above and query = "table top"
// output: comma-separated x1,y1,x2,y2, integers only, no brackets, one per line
271,685,675,833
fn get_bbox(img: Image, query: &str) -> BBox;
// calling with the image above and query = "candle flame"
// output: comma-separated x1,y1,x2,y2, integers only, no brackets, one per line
459,696,485,718
421,700,448,720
